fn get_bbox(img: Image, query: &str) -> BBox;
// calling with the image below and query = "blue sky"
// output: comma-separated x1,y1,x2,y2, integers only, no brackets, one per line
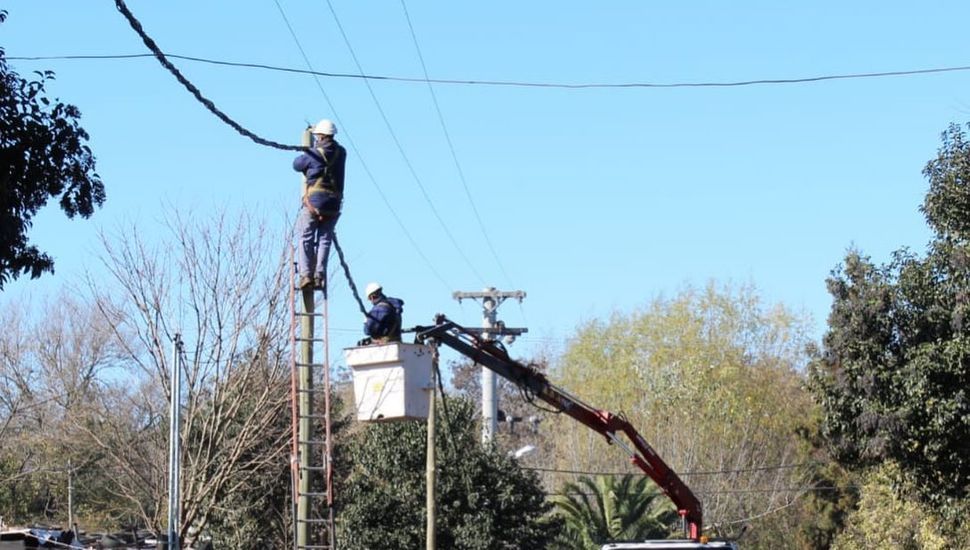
3,1,968,365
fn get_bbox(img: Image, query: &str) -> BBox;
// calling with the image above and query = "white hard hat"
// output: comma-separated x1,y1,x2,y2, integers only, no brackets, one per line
312,119,336,136
365,282,382,297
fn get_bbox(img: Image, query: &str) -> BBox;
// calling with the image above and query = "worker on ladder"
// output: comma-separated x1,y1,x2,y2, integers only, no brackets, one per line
293,119,347,290
362,282,404,344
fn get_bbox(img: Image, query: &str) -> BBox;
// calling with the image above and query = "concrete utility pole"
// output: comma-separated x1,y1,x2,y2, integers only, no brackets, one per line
67,460,74,536
453,288,527,443
167,334,183,550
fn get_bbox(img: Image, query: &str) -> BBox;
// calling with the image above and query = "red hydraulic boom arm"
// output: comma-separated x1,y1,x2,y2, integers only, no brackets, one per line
416,315,703,540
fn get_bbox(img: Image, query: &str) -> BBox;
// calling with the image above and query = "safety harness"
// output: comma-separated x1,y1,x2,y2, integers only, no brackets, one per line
307,145,344,197
302,144,345,219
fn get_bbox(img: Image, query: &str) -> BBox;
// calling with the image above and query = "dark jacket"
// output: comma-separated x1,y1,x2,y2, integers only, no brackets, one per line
294,138,347,214
364,296,404,341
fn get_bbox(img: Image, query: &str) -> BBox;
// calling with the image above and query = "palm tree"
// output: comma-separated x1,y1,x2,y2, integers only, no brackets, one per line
551,474,678,549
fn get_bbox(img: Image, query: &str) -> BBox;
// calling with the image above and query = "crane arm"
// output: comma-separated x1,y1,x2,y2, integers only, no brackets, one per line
416,315,703,540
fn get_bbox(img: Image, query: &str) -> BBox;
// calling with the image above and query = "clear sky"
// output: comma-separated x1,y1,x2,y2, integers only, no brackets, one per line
3,1,968,366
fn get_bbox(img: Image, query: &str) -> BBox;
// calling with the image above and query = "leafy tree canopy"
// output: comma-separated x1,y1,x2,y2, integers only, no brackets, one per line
552,282,826,548
335,396,561,549
810,122,970,520
0,10,105,288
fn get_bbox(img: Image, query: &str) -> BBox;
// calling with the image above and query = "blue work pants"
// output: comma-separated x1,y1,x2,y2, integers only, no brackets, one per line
298,207,339,279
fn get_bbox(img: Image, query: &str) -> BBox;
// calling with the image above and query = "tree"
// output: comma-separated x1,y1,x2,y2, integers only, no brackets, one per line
335,396,561,549
0,293,129,528
809,122,970,524
551,282,824,548
831,463,948,550
0,10,105,288
551,474,677,549
85,208,293,546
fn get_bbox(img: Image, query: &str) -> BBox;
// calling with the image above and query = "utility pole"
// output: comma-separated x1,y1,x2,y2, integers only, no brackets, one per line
67,460,74,536
167,334,183,550
425,344,438,550
296,288,314,549
453,288,527,443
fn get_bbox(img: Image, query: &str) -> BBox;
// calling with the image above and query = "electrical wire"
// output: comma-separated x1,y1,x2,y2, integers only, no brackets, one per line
111,0,301,151
525,462,822,478
271,0,453,292
398,0,515,287
12,52,970,90
322,0,488,286
550,485,857,496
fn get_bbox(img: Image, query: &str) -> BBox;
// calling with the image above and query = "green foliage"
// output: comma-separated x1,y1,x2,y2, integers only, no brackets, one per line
550,475,677,549
810,123,970,520
831,463,949,550
0,10,105,287
335,396,561,549
789,420,860,549
552,282,821,548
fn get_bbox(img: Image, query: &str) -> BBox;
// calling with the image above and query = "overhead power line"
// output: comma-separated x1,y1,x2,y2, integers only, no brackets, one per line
551,485,857,497
111,0,300,151
270,0,453,292
398,0,515,287
110,0,451,302
11,52,970,90
322,0,487,286
525,462,821,478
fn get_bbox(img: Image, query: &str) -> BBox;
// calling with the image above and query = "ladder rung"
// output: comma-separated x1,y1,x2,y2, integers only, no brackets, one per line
294,362,327,368
294,312,325,317
297,545,332,549
298,439,329,445
297,388,326,393
299,491,329,497
301,465,328,471
295,337,326,342
300,414,329,419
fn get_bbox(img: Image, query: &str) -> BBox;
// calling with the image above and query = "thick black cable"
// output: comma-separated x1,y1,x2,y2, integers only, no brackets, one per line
331,233,368,317
112,0,302,151
271,0,454,293
14,51,970,90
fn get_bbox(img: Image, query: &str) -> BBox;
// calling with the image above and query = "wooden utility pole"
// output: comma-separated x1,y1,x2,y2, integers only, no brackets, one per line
297,289,313,549
425,344,438,550
452,288,527,443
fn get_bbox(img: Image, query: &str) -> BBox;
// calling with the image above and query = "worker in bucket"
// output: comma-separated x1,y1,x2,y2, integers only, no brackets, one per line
293,118,347,290
362,282,404,344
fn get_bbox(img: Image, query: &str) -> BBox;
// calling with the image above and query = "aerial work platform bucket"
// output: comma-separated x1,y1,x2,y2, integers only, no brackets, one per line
344,343,433,422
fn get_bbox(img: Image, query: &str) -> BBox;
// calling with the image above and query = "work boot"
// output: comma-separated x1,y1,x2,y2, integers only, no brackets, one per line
297,275,313,289
313,276,326,291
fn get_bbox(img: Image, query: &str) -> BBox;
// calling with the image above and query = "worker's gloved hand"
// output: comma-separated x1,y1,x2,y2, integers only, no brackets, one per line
357,337,372,346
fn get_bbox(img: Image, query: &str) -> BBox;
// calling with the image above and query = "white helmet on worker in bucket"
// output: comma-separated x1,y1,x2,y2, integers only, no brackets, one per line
365,282,383,298
313,119,337,136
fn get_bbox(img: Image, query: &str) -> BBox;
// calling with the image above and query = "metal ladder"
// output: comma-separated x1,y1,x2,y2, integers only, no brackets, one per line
289,254,335,550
